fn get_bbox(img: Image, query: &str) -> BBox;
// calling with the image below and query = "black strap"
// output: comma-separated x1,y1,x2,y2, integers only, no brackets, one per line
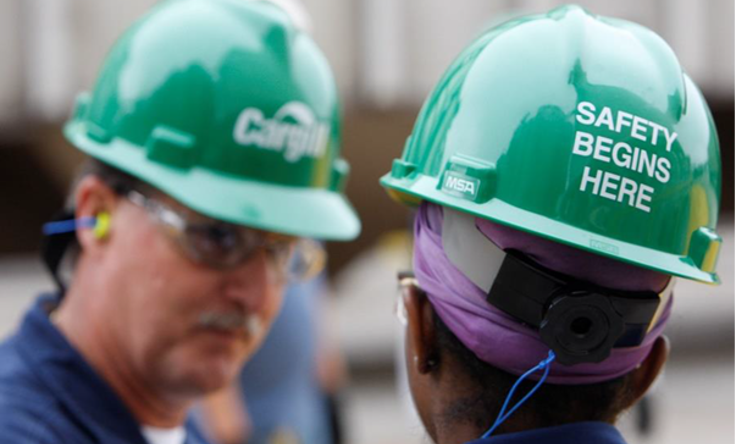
40,208,77,294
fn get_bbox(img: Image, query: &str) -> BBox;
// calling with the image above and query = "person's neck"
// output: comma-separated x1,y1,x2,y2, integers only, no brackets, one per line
426,371,531,444
431,410,530,444
423,379,487,444
55,279,191,428
433,419,485,444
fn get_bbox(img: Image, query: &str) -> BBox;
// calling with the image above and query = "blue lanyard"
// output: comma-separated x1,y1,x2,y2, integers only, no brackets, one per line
481,350,556,439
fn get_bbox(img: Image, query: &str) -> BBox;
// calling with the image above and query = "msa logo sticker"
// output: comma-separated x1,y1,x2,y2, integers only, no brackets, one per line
589,239,619,256
233,102,330,163
442,172,479,200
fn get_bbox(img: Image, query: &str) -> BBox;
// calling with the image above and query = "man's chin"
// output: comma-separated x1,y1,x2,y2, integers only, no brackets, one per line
151,336,261,395
206,352,250,385
158,353,247,396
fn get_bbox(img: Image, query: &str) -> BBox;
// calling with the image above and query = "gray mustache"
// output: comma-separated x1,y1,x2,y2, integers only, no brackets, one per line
198,312,262,336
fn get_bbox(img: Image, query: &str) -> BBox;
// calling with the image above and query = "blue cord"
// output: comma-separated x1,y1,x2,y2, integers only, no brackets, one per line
42,217,96,235
481,350,556,439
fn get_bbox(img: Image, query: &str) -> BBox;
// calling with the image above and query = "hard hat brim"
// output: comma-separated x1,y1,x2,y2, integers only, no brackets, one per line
381,173,720,285
67,123,361,241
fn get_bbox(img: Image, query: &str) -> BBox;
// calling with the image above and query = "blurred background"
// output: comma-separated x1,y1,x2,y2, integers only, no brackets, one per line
0,0,732,443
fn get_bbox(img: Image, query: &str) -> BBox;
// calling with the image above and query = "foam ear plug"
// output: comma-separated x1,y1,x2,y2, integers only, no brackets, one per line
93,212,111,239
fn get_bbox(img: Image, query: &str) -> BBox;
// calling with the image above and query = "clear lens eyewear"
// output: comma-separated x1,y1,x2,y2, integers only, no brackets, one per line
126,190,325,281
396,273,417,327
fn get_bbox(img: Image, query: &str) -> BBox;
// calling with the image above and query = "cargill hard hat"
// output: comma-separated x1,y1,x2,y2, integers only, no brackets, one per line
65,0,360,240
381,5,721,283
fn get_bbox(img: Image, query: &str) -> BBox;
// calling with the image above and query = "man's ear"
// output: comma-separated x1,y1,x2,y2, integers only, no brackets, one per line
73,175,119,251
405,285,440,375
626,336,669,407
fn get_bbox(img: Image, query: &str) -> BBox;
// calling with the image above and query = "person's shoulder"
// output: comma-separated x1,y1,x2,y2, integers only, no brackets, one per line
0,384,88,444
0,333,54,402
0,400,68,444
0,336,68,443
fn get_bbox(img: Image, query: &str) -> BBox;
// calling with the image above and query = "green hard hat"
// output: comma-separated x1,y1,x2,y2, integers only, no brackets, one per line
65,0,360,241
381,5,721,283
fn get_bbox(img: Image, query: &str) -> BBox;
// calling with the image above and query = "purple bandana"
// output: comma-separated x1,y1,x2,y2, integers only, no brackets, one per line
413,202,672,384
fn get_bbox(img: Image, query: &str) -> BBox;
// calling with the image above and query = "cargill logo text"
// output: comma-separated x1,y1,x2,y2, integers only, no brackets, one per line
233,102,330,163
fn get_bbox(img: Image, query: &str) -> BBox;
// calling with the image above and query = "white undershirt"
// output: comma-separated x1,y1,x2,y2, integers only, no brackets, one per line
141,425,187,444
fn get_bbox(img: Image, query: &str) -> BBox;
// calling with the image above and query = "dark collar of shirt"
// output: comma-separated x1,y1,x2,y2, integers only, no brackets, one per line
4,293,208,444
465,422,628,444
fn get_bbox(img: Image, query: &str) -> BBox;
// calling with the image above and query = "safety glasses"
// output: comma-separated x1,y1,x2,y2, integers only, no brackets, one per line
126,190,325,282
395,271,419,326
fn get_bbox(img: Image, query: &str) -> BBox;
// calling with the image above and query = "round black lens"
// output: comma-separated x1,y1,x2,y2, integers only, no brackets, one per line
570,316,593,337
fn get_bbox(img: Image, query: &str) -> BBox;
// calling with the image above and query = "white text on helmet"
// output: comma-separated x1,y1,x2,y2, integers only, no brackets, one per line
572,101,678,214
233,102,330,163
576,101,678,152
443,173,479,198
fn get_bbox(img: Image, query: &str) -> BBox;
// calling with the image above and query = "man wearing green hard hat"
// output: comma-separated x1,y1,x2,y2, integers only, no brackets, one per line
0,1,359,443
382,5,722,444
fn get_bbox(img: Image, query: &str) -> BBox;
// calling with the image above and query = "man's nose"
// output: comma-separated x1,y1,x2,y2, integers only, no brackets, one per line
221,250,274,313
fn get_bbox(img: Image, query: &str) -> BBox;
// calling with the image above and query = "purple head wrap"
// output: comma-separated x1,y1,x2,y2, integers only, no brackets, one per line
413,202,672,385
